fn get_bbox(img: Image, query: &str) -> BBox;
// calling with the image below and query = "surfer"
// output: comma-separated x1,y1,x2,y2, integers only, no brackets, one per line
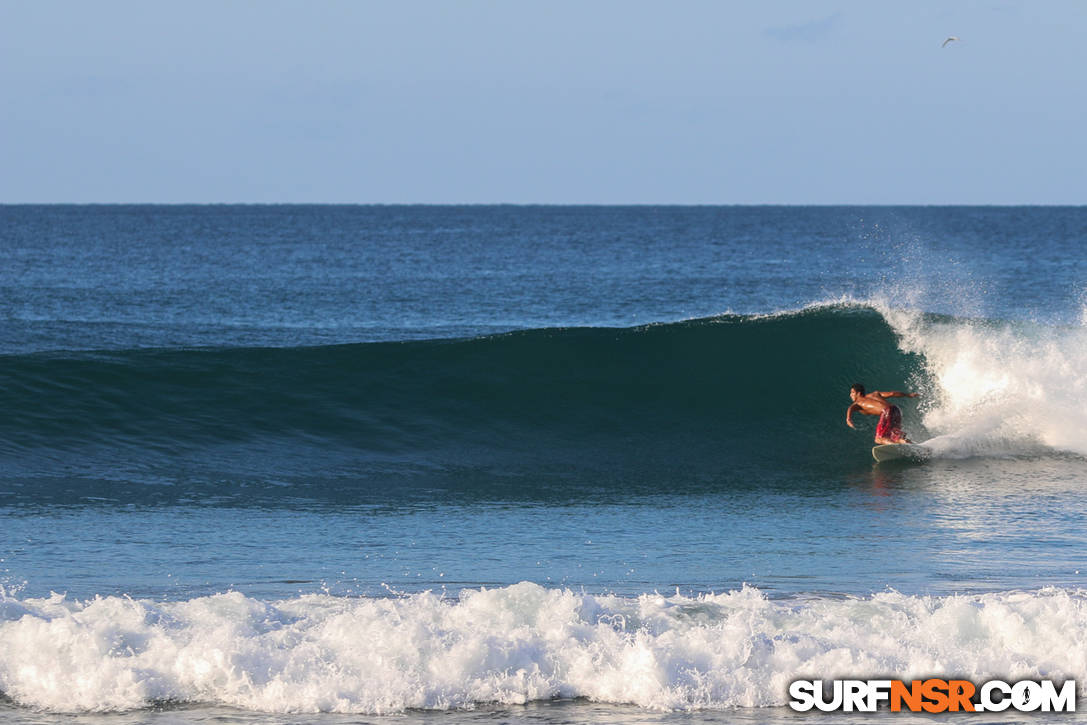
845,383,919,444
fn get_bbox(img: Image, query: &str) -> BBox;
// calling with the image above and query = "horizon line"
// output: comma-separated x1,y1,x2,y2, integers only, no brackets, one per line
2,202,1085,208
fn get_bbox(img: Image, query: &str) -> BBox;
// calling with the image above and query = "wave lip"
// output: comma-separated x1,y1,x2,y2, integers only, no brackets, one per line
1,583,1084,714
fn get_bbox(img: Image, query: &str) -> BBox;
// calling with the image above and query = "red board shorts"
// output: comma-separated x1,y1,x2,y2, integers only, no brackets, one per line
875,405,904,442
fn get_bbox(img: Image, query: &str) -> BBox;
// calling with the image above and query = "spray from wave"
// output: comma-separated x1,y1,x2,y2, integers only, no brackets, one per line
876,302,1087,458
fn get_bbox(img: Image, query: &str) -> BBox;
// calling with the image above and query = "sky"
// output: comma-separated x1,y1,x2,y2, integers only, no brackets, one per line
1,1,1084,204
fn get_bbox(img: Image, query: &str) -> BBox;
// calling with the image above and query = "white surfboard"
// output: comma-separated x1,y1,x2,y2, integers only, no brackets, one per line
872,443,932,463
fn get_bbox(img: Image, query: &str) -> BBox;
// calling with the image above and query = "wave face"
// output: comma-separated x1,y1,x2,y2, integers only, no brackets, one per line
1,583,1085,713
4,301,1085,492
0,305,922,478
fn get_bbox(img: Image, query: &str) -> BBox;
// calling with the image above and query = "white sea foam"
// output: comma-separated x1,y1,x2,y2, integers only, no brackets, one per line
726,296,1087,459
2,583,1087,713
876,303,1087,458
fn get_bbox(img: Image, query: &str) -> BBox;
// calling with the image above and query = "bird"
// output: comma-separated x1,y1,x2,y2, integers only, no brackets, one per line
942,36,960,48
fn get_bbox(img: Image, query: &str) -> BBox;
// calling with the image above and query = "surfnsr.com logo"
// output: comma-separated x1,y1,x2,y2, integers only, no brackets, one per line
789,679,1076,713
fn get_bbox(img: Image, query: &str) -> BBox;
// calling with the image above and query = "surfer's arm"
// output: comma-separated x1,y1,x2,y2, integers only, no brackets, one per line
845,403,859,428
876,391,919,398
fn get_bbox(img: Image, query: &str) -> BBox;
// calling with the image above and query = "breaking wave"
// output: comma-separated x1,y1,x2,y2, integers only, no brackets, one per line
2,583,1086,713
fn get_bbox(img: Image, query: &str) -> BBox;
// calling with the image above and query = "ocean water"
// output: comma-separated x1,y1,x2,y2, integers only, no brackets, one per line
1,205,1085,723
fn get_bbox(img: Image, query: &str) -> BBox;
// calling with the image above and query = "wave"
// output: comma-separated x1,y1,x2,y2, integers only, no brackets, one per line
1,302,1083,490
1,582,1084,713
0,305,918,472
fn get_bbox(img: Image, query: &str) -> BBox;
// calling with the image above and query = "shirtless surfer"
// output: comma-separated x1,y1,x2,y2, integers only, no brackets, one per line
845,383,919,444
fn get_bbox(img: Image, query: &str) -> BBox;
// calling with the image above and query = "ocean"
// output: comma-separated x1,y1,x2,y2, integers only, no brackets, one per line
1,205,1085,723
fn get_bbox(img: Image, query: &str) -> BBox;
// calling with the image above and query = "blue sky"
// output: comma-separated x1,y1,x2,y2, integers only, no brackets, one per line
2,1,1084,203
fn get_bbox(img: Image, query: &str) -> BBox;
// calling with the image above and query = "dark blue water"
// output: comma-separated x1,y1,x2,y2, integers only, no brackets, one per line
2,206,1082,355
1,206,1085,720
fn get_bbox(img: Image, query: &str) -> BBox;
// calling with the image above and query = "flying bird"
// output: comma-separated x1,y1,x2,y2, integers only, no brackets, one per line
942,36,960,48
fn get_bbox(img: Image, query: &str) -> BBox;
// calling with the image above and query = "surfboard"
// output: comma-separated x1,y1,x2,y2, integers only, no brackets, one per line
872,443,931,463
